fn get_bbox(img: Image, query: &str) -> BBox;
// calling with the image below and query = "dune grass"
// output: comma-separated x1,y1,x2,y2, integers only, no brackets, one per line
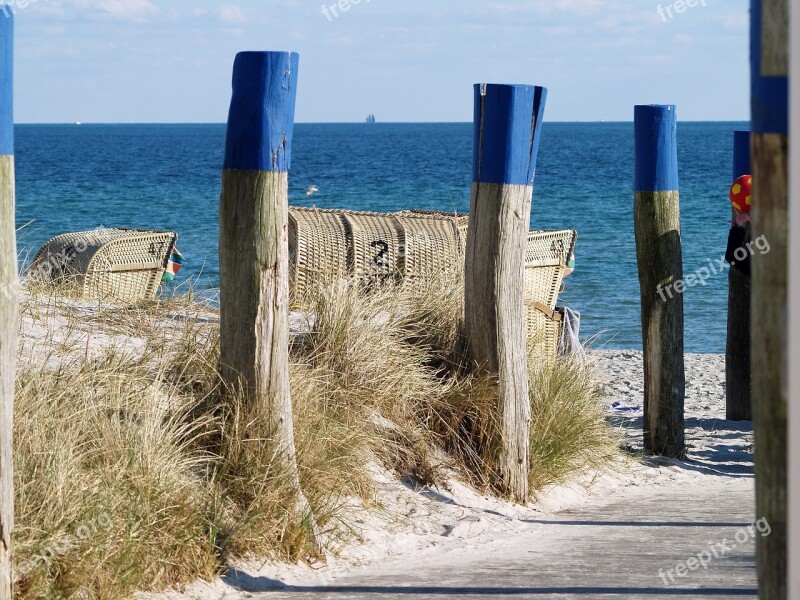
12,273,619,598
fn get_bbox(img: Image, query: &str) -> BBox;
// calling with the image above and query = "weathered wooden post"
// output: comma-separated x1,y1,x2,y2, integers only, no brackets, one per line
750,0,789,596
219,51,315,534
0,13,14,600
789,1,799,596
633,104,685,458
465,83,547,502
726,130,752,421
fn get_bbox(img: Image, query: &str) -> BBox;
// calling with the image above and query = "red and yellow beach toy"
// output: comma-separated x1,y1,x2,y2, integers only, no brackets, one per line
729,174,752,213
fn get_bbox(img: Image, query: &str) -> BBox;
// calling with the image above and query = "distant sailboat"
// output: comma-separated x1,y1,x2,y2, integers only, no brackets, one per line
365,114,376,124
74,121,82,126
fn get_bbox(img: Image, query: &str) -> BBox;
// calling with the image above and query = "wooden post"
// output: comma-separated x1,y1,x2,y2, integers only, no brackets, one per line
633,104,685,458
750,0,789,596
219,51,315,534
788,0,799,594
0,13,14,600
726,130,752,421
464,83,547,502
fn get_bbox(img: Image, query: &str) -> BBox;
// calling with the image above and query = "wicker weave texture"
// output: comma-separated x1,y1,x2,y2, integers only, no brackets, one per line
287,207,577,360
525,306,563,360
31,228,177,302
394,211,465,277
289,208,467,294
289,208,349,297
525,229,578,268
525,264,564,311
522,230,577,359
344,212,405,277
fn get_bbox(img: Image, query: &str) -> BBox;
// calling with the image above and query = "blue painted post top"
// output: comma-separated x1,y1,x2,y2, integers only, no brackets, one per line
634,105,679,193
0,12,12,156
223,51,299,172
750,0,788,134
732,130,751,180
472,84,547,186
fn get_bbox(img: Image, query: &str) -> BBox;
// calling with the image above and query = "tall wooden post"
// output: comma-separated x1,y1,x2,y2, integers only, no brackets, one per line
788,0,799,594
219,51,314,532
726,130,752,421
750,0,789,597
0,13,14,600
464,83,547,502
633,104,685,458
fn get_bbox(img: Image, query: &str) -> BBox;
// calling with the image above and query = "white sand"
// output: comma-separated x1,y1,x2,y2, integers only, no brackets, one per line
135,348,753,599
18,292,218,370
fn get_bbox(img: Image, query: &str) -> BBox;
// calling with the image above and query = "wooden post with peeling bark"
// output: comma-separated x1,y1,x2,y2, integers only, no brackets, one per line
633,104,685,458
465,83,547,502
0,13,14,600
219,51,315,536
750,0,789,596
726,130,752,421
787,0,799,595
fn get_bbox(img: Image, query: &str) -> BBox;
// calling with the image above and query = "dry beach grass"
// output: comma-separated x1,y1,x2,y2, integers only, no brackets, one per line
12,273,620,599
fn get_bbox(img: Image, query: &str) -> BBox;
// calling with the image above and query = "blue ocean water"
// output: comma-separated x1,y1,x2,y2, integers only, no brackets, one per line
15,122,746,353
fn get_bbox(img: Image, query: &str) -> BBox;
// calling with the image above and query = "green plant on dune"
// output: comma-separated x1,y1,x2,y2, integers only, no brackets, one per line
393,271,621,496
13,355,219,599
526,356,621,492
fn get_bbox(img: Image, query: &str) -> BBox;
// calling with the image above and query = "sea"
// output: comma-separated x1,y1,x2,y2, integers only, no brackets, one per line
14,122,748,354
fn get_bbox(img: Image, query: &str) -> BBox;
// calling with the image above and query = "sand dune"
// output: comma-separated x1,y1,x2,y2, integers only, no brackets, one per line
140,350,754,599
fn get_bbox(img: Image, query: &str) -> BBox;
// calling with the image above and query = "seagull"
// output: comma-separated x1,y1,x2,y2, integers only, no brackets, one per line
306,185,320,197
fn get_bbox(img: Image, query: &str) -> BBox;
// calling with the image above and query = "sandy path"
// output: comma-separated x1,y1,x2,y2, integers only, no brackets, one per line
243,477,756,599
146,350,758,600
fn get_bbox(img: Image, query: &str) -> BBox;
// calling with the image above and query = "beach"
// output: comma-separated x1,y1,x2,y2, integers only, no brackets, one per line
15,122,745,354
79,330,747,600
0,1,785,598
10,287,756,599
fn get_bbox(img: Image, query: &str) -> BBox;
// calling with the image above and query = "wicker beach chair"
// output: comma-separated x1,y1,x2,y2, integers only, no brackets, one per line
289,208,469,297
342,211,405,278
30,228,177,302
393,210,468,278
289,207,350,298
287,206,576,359
523,229,579,359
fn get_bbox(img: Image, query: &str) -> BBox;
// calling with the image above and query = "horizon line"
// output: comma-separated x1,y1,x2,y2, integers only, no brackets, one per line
15,119,751,126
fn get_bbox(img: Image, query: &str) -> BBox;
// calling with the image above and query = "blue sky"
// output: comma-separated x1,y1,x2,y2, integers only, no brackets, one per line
11,0,749,123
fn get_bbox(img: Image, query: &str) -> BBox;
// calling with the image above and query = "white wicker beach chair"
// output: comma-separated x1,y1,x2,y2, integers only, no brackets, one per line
523,229,579,359
30,228,177,302
287,207,576,359
288,207,469,298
